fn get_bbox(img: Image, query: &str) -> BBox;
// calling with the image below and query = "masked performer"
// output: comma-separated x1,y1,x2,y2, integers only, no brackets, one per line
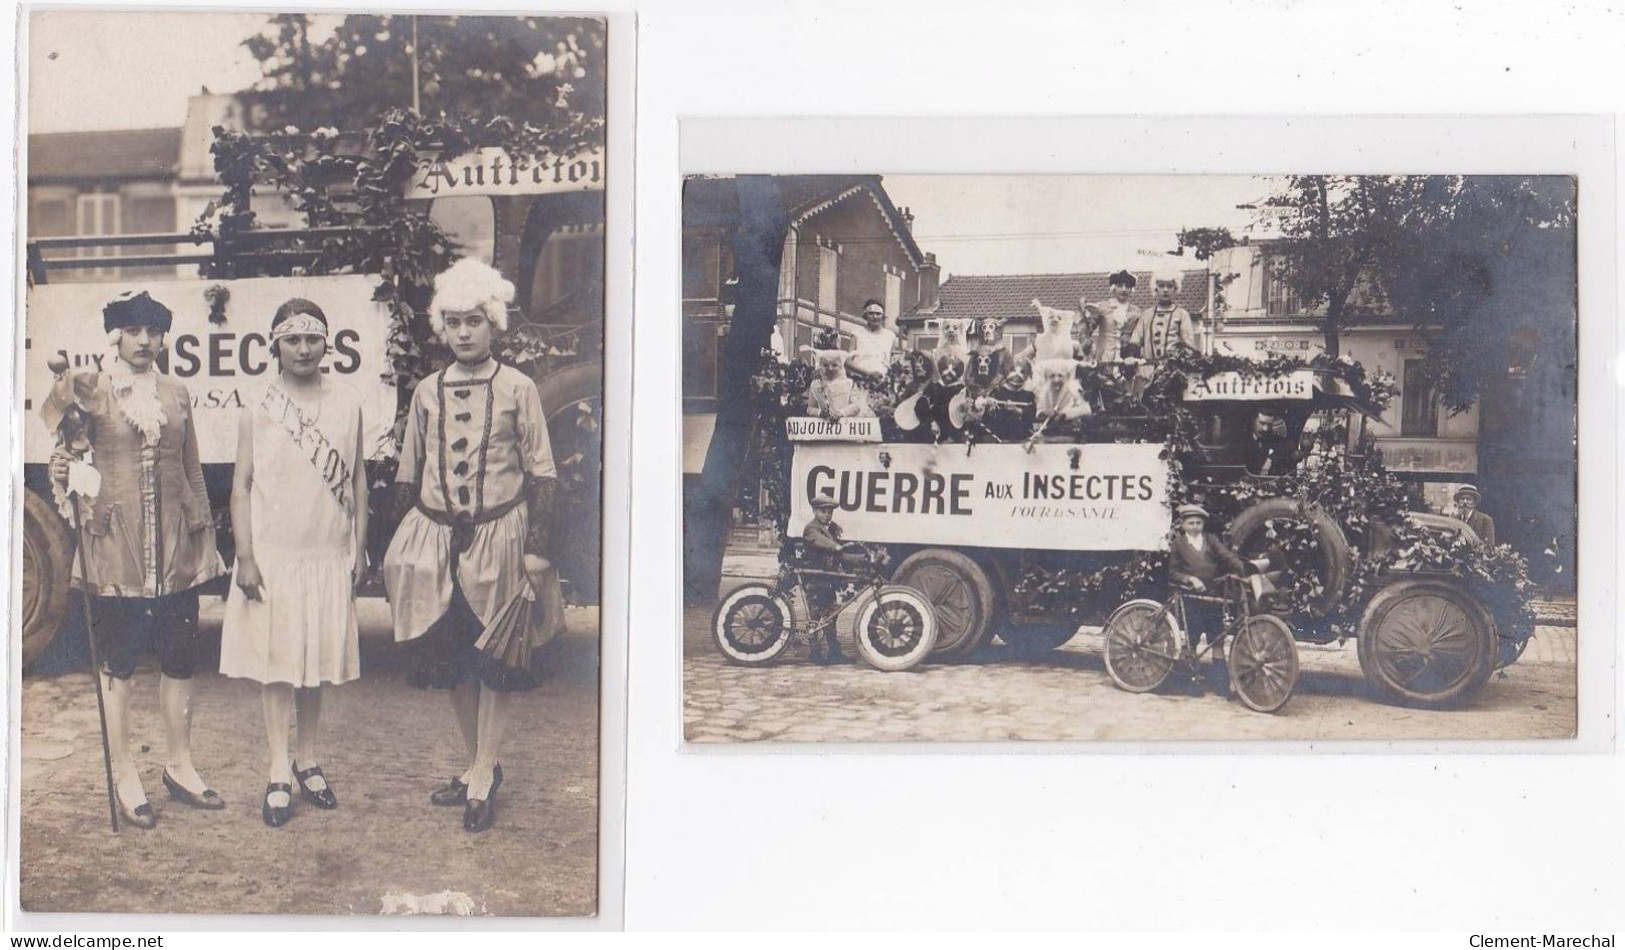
1030,358,1093,443
220,299,367,827
42,291,227,828
383,259,561,834
980,358,1039,443
804,347,874,420
1021,301,1089,365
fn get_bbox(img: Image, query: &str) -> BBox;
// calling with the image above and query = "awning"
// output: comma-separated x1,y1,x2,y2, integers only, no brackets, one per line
682,414,717,475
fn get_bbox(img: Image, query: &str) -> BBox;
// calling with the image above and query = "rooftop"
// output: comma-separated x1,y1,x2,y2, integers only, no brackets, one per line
905,268,1213,324
28,127,184,182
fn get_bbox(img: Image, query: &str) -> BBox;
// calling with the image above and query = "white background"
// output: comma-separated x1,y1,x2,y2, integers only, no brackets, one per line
1,0,1622,936
629,0,1625,932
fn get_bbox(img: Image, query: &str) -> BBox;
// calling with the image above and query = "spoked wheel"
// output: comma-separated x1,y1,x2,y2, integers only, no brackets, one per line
712,584,795,666
1357,579,1494,707
854,586,939,672
1227,615,1300,713
1102,599,1182,693
892,549,995,659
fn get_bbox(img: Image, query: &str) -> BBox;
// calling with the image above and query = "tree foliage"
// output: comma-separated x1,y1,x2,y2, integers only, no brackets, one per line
1221,175,1575,408
239,14,606,132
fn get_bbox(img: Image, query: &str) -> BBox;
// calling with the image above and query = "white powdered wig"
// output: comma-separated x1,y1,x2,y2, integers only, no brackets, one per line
1151,268,1183,290
429,257,516,339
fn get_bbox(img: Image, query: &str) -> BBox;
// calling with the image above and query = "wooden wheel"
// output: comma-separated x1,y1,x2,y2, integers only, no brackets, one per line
21,490,75,671
1228,615,1299,713
1357,580,1493,707
1103,599,1181,693
892,549,996,658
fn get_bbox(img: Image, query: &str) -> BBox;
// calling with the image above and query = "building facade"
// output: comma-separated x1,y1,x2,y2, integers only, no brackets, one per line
681,175,936,472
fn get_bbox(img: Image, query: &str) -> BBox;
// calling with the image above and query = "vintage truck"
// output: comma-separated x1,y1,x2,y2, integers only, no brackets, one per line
772,364,1528,707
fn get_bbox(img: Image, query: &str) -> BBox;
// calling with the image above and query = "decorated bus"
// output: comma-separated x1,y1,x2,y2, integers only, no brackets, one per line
716,346,1537,707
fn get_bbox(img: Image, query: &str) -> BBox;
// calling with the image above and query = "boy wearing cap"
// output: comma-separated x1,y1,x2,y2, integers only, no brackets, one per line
1168,503,1248,697
1453,485,1496,546
42,290,227,828
801,491,865,664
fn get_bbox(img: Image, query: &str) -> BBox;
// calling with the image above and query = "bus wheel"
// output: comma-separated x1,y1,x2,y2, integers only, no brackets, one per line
535,361,603,606
21,490,75,671
1357,579,1494,707
892,549,995,659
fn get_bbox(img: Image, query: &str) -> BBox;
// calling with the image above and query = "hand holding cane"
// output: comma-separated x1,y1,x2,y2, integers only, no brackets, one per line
46,354,120,833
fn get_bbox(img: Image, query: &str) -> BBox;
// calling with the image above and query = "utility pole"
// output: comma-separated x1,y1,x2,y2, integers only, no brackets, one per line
410,16,421,115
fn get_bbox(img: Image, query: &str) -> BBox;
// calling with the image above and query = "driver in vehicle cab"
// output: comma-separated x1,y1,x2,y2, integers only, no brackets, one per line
1168,503,1249,698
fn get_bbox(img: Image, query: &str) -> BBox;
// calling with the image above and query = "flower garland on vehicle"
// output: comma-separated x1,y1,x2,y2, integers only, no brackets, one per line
742,344,1531,648
196,106,605,396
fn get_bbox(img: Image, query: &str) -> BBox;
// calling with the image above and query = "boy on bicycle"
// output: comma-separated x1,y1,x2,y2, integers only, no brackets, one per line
801,490,869,664
1168,504,1249,697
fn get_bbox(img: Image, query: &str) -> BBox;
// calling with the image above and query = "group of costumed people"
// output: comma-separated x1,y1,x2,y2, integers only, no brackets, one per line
799,269,1198,446
42,258,561,834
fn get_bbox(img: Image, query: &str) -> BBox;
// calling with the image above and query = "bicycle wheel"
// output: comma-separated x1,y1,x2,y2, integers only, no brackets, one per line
712,584,795,666
1103,599,1181,693
1228,615,1299,713
854,586,939,672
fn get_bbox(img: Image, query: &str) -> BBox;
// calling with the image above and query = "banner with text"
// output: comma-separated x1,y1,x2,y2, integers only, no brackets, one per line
785,416,881,442
24,275,397,465
1184,370,1314,401
789,442,1169,552
406,146,606,198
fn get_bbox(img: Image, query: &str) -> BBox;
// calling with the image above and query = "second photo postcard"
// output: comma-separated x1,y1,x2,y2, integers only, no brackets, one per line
680,171,1578,744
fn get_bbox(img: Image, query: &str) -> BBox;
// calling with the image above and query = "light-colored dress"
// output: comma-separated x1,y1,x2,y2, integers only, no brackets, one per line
220,379,363,687
382,360,557,644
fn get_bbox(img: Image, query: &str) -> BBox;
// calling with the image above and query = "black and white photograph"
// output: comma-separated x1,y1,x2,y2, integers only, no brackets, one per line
16,10,607,916
682,172,1577,742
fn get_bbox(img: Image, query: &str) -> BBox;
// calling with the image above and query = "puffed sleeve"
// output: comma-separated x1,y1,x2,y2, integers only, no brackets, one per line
397,376,429,484
516,375,557,481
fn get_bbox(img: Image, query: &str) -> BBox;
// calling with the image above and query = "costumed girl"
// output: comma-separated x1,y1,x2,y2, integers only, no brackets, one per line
382,258,562,834
219,299,368,828
41,291,228,828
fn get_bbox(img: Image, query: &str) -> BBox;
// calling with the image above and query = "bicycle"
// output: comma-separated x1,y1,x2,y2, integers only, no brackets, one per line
1101,574,1301,713
712,540,939,672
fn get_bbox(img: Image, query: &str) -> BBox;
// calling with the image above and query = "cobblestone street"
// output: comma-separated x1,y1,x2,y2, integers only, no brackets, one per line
683,606,1578,743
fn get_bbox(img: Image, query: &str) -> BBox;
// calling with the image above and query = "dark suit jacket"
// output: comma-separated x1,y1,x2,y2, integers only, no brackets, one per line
802,518,846,554
1463,510,1496,546
1169,531,1247,588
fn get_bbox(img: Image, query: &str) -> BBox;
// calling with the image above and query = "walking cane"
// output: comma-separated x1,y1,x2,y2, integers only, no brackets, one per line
69,492,121,834
47,357,120,833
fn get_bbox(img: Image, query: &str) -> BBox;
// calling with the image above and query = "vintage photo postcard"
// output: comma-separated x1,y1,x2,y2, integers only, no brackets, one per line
681,173,1577,743
16,11,606,916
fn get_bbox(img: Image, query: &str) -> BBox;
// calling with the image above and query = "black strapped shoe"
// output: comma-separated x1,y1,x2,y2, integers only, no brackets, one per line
461,765,504,834
262,783,293,828
118,796,158,830
163,770,226,811
431,763,501,807
430,777,468,807
294,765,338,809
